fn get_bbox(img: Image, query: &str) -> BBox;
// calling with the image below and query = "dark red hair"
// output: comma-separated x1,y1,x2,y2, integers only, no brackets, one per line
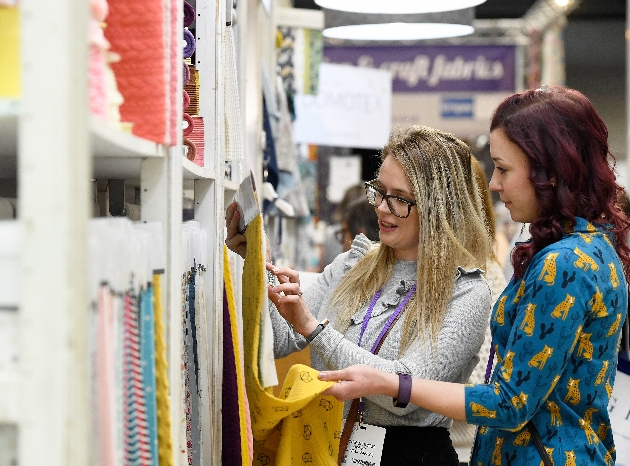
490,86,630,279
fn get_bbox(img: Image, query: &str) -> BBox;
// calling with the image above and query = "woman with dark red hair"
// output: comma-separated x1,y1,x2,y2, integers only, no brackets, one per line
320,86,630,466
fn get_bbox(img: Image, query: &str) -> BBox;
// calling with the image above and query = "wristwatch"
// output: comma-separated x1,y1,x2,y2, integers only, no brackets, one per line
393,373,412,408
305,319,329,343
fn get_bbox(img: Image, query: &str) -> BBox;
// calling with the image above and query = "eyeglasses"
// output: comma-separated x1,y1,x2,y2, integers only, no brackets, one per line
364,181,416,218
334,227,351,243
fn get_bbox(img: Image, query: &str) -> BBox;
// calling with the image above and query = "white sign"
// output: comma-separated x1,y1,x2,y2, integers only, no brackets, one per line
340,422,386,466
294,63,392,149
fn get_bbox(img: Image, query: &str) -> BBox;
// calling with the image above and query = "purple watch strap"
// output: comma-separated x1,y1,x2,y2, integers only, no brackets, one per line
393,373,412,408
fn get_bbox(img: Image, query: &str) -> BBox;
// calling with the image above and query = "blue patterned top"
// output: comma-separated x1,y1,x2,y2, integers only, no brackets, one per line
466,217,628,466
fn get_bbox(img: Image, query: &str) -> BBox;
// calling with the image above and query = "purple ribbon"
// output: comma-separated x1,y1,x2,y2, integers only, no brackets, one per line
183,1,195,27
183,29,196,59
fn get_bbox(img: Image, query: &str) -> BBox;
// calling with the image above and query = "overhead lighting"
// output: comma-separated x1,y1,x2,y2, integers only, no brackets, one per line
314,0,487,15
323,23,474,41
323,8,475,41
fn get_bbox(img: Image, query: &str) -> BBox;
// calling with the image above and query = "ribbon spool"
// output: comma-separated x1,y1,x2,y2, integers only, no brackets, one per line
183,90,191,111
183,113,194,136
183,62,190,86
183,29,196,59
183,137,196,161
183,1,195,27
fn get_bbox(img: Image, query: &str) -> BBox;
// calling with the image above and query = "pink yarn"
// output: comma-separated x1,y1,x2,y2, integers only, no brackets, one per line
169,0,178,144
183,90,190,111
183,113,194,136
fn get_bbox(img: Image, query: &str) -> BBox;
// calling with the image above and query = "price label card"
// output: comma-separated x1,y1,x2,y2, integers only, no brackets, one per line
341,423,386,466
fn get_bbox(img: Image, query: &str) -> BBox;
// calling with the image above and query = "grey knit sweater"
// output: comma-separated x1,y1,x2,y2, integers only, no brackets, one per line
270,234,492,428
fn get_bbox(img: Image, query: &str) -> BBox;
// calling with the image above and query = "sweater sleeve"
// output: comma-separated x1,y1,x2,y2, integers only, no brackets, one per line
311,270,492,415
270,234,372,358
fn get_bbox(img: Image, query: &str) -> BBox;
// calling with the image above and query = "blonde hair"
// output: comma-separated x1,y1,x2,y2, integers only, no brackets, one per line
327,126,491,353
471,156,497,258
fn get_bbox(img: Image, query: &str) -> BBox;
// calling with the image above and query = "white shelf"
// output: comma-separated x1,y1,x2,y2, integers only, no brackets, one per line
182,157,216,180
0,112,169,178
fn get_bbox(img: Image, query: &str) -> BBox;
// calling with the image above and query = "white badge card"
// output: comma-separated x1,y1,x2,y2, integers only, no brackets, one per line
340,423,386,466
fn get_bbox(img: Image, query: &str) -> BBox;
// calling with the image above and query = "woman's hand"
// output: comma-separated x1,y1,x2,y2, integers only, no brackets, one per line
267,263,319,337
225,201,247,258
318,365,398,401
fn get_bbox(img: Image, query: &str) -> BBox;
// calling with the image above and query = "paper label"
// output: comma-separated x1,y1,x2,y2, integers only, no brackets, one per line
340,422,386,466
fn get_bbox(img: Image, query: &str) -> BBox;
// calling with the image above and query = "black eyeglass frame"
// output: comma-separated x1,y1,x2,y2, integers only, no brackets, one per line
364,180,417,218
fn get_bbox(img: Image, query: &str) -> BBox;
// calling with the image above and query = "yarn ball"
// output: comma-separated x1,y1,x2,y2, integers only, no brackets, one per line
183,62,190,86
183,137,196,161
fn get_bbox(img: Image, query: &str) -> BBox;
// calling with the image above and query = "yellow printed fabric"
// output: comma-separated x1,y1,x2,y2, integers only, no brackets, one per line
0,6,20,98
241,215,342,465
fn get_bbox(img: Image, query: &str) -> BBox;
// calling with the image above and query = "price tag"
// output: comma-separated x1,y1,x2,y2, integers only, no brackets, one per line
340,423,386,466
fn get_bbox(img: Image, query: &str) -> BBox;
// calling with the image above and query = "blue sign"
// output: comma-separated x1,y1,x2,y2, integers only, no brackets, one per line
441,97,473,118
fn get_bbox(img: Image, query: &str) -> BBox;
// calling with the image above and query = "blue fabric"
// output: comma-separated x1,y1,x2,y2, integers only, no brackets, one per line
139,285,158,466
466,218,628,465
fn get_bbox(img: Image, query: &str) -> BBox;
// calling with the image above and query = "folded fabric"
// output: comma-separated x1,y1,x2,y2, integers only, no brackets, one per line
241,214,343,465
183,112,194,136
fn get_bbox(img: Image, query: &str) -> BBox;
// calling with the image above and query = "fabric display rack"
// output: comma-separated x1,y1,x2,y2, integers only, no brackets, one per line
0,0,240,463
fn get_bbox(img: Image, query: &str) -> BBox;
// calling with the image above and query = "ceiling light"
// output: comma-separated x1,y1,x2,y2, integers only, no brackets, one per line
314,0,487,15
323,8,475,41
323,23,474,41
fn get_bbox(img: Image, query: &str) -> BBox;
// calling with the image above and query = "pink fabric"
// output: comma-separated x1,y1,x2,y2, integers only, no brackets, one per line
188,117,205,167
96,286,116,466
105,0,167,143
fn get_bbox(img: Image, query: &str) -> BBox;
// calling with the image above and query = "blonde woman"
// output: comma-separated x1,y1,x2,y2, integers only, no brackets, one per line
226,126,492,465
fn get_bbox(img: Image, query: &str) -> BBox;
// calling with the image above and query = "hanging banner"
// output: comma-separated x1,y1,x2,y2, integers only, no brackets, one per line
323,45,516,93
294,63,392,149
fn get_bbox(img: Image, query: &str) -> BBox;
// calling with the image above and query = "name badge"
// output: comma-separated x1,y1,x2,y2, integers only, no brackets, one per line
340,423,386,466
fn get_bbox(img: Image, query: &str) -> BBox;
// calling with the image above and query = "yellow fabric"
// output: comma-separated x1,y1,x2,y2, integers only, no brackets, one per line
224,245,254,465
0,6,20,98
153,274,174,466
242,215,343,465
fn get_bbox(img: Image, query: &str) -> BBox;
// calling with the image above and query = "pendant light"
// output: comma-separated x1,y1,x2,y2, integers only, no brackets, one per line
322,8,475,41
314,0,487,15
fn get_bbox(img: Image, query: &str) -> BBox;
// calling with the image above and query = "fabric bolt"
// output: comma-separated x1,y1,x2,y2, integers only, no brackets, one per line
104,0,167,143
96,286,116,466
183,29,195,59
224,27,245,162
187,117,205,167
183,1,195,27
122,291,153,465
181,274,194,465
183,112,194,136
186,267,200,466
466,218,628,465
223,245,254,464
262,96,279,190
153,274,174,466
241,214,343,465
271,234,491,430
114,293,125,466
139,285,159,466
183,137,196,161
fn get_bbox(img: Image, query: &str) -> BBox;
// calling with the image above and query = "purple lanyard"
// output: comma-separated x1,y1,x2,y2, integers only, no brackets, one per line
357,284,417,353
484,345,495,384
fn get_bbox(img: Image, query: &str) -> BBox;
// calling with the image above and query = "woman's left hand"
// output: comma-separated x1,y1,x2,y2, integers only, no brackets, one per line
267,263,319,337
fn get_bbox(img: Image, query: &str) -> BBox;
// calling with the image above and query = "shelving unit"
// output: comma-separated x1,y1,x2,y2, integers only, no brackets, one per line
0,0,239,464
